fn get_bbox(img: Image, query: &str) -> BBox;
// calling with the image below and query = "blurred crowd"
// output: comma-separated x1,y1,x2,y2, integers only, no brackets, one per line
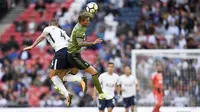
0,0,200,107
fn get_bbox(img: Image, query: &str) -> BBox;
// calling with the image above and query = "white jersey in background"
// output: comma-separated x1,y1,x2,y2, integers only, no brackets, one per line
119,75,138,98
43,26,70,52
99,72,120,100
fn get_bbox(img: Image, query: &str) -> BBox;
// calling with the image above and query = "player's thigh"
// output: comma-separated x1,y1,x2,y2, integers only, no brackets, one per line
67,53,90,70
49,69,65,78
57,69,71,79
84,65,98,75
107,108,113,112
154,93,163,106
131,105,135,111
157,93,163,106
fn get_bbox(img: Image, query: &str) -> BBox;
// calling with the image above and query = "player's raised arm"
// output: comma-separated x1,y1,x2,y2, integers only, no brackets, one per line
23,31,48,50
77,38,102,47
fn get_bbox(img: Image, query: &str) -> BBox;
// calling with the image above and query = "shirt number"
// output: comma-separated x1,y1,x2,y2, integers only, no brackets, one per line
60,31,66,39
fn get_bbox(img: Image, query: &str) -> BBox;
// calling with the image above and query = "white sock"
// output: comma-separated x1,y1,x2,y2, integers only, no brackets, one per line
63,75,82,82
51,75,69,98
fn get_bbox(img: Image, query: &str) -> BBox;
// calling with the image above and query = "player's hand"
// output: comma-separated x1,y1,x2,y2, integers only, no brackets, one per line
120,88,125,92
23,45,33,51
93,38,102,45
136,86,140,92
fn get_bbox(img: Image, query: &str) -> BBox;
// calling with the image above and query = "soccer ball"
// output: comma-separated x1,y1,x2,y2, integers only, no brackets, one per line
86,2,98,14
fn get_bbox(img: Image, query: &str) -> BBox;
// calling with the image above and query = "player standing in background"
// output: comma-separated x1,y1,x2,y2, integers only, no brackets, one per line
23,20,85,106
93,62,120,112
118,65,139,112
67,11,106,99
151,62,163,112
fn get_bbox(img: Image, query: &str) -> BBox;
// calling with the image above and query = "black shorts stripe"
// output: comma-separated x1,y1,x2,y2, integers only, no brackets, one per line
73,56,87,68
67,53,90,70
50,48,72,70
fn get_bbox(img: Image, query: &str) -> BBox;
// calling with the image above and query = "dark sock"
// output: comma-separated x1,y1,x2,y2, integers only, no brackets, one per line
92,74,103,94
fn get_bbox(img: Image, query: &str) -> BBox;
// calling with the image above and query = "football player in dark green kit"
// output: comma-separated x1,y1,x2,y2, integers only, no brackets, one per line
67,12,106,99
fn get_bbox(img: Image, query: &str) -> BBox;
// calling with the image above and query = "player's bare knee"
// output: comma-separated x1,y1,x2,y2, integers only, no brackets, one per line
91,67,98,75
92,69,98,75
108,109,113,112
125,109,129,112
84,66,98,75
49,70,56,78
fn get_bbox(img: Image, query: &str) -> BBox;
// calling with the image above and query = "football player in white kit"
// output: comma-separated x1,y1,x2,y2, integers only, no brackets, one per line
23,20,86,106
93,62,120,112
118,65,139,112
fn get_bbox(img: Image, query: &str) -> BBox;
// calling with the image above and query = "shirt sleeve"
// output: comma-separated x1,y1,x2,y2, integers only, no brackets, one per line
43,27,51,34
98,74,103,83
71,29,76,40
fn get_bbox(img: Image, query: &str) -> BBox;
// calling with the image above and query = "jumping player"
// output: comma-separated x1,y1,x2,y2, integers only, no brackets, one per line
151,62,163,112
93,62,120,112
23,20,83,106
118,65,139,112
67,12,106,99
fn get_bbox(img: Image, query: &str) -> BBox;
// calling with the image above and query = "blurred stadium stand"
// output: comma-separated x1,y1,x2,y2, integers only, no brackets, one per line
0,0,199,107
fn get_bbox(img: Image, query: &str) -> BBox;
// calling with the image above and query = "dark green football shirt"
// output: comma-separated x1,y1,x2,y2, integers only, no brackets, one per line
67,23,87,53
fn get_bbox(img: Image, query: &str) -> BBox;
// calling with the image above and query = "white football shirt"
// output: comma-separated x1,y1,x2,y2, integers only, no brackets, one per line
99,72,120,100
119,74,138,98
43,26,70,52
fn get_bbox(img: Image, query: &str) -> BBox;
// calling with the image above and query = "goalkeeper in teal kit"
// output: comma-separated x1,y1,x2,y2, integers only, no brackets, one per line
67,12,106,99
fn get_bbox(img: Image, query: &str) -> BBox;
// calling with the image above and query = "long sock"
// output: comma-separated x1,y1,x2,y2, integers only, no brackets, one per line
63,75,82,82
92,74,103,94
51,75,69,98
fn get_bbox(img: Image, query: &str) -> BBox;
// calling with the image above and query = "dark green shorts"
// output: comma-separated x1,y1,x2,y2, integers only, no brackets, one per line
67,53,90,70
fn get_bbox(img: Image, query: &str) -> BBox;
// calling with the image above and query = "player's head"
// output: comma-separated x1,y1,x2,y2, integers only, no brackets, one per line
155,62,162,73
78,12,92,27
124,65,131,76
49,19,58,26
107,62,114,74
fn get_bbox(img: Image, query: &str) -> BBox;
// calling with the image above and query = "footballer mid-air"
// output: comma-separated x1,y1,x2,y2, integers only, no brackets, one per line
23,20,76,106
67,11,106,99
23,2,106,107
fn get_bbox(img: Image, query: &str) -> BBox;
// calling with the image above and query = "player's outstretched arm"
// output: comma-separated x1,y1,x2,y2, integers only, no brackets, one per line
23,32,48,50
77,38,102,47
